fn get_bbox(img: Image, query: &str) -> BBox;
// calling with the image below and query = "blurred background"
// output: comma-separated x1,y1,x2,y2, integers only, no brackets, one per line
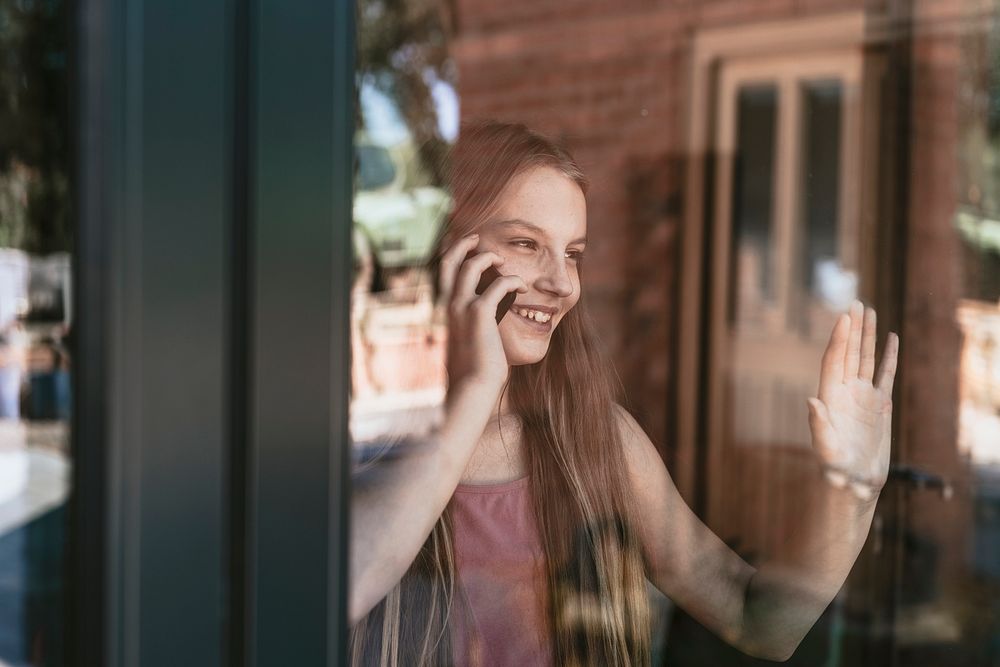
350,0,1000,665
1,0,999,664
0,0,72,665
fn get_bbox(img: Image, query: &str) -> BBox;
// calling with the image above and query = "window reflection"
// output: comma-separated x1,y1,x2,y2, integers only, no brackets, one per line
800,80,846,338
0,0,71,663
351,75,451,449
953,9,1000,661
352,1,1000,665
731,84,778,326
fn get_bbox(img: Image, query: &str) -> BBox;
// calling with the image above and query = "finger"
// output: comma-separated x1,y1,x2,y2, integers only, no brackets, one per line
859,306,877,382
437,234,480,304
474,274,528,316
453,251,504,309
843,300,864,381
875,332,900,396
819,312,849,397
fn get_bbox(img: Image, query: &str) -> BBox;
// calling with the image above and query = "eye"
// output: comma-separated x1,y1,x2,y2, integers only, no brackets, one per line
566,248,585,261
511,239,537,250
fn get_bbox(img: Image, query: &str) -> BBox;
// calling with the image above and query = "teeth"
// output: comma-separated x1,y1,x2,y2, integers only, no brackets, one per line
515,308,552,323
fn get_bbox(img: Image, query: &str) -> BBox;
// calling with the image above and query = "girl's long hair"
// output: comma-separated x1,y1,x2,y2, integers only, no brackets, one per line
350,121,651,665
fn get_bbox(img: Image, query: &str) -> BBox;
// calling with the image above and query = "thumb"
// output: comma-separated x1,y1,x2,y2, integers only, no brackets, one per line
806,397,830,431
808,397,838,465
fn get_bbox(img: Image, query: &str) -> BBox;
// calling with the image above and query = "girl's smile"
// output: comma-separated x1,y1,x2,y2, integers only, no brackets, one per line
510,304,556,332
477,165,587,364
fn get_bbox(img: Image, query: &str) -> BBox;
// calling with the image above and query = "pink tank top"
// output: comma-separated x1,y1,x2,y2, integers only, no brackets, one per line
449,477,552,667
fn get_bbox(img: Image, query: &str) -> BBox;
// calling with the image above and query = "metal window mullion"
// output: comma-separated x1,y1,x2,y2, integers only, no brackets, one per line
249,0,352,663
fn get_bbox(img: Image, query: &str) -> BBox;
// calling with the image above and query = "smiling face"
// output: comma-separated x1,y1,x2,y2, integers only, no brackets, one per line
477,165,587,366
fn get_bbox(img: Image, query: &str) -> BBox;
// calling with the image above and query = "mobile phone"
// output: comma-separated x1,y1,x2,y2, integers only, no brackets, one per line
476,265,517,324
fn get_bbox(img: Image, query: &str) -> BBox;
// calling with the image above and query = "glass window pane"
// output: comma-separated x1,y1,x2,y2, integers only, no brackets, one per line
0,0,71,663
731,84,778,327
351,73,450,448
348,3,1000,666
799,80,844,337
937,7,1000,665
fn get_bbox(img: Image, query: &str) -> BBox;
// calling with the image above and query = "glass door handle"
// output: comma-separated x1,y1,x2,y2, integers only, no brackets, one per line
887,463,955,500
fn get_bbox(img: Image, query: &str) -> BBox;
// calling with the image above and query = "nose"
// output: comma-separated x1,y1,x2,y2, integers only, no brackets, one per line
535,256,574,298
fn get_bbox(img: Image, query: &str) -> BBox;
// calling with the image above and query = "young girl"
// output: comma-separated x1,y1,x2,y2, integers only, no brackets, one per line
349,121,899,666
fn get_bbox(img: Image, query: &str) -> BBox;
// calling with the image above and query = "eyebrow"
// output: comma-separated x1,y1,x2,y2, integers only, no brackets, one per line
492,218,588,245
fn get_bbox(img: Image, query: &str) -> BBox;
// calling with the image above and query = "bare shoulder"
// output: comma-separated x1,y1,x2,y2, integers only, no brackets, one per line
611,403,670,485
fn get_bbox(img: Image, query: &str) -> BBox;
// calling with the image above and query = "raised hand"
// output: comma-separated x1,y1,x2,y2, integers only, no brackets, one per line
437,234,526,393
807,300,900,500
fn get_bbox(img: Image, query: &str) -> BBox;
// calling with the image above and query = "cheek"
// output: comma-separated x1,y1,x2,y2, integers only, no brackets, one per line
477,242,534,278
567,271,582,305
498,255,539,281
561,293,581,325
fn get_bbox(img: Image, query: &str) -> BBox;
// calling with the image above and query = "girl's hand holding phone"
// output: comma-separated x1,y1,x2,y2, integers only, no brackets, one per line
476,265,518,324
437,234,527,393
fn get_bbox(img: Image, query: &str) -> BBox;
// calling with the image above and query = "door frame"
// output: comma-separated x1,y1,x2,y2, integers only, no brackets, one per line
677,7,869,514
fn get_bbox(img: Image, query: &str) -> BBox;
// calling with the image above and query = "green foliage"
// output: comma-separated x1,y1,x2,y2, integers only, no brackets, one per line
955,9,1000,300
0,0,71,254
0,161,28,247
356,0,455,185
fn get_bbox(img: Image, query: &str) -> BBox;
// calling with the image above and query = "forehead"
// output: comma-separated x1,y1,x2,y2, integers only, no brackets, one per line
488,166,587,240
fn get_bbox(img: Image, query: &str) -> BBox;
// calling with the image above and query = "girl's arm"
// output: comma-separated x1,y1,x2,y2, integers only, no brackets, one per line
621,410,875,661
349,234,526,624
350,379,496,624
621,302,898,661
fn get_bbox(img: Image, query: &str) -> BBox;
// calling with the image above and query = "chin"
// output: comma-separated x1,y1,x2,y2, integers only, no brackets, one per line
501,339,551,366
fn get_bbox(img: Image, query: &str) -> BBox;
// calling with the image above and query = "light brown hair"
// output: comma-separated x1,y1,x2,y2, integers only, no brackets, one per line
350,121,651,666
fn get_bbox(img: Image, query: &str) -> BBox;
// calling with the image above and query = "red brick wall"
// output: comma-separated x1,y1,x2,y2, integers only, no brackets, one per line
449,0,978,537
451,0,869,446
448,0,991,655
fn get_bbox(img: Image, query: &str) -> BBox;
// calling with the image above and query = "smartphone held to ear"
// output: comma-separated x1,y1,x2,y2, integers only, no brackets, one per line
476,265,517,324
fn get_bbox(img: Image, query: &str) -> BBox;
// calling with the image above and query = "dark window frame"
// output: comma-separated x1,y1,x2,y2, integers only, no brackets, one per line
73,0,354,664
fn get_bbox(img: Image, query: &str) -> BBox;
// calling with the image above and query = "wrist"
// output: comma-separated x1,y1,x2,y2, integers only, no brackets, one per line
447,371,506,403
820,463,882,503
442,376,501,429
